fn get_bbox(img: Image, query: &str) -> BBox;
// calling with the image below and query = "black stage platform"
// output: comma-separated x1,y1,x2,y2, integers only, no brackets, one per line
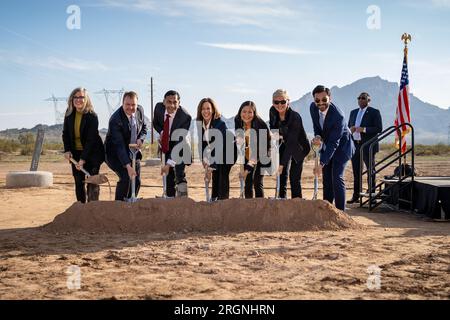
383,177,450,219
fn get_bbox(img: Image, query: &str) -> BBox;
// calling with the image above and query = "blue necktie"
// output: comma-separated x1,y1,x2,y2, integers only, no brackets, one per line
319,112,325,130
130,115,137,144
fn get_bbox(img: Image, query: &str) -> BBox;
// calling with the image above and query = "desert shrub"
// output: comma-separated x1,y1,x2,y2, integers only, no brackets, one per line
18,133,36,156
43,141,64,151
0,139,20,153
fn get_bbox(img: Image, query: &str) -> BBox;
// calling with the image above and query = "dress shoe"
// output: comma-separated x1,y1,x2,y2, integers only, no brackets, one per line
347,197,359,204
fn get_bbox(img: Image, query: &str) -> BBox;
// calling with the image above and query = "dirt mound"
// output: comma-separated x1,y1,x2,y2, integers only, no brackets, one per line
44,198,360,234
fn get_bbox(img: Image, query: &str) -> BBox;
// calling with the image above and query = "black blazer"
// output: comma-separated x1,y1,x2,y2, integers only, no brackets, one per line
104,105,147,169
62,111,105,167
269,106,310,167
196,117,237,169
152,102,192,163
348,106,383,153
234,115,271,171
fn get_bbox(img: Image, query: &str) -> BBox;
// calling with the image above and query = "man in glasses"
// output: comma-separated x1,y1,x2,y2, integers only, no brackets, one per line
269,89,310,198
310,85,355,211
347,92,383,204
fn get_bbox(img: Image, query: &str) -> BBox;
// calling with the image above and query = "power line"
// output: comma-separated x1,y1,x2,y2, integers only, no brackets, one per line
44,94,67,125
95,88,125,116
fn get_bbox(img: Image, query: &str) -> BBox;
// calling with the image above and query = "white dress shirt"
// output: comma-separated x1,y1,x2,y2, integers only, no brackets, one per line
353,107,367,141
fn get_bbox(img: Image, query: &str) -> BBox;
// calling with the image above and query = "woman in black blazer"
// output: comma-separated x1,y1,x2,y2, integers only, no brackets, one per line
196,98,235,200
269,89,310,198
62,87,105,203
234,101,271,198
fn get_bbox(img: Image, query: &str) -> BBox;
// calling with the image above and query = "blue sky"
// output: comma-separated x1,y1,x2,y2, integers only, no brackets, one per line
0,0,449,130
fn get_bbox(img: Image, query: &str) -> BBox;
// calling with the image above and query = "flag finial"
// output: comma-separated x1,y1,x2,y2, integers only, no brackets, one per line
401,33,412,56
401,33,412,46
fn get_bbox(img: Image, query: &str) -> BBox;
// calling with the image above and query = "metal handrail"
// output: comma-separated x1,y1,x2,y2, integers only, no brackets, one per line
358,124,415,211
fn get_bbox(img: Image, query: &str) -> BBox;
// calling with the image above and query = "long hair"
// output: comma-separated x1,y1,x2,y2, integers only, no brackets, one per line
234,100,265,129
196,97,222,122
65,87,95,117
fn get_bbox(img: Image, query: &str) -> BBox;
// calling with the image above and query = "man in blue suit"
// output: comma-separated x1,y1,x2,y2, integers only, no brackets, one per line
105,91,147,201
310,85,355,211
347,92,383,204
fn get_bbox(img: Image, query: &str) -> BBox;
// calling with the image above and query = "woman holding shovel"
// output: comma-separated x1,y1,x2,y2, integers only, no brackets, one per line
234,101,271,198
196,98,236,200
269,89,310,199
62,87,105,203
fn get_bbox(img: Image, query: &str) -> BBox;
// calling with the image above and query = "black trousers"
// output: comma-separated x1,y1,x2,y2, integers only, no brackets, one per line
351,142,376,199
166,163,187,197
279,159,304,199
71,150,100,203
211,164,232,200
113,160,141,201
245,163,264,198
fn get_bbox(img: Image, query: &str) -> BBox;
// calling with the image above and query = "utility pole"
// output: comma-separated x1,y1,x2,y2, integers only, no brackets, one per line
150,77,154,145
145,77,160,165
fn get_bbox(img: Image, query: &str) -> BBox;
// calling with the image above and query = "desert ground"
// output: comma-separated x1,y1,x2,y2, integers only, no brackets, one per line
0,154,449,300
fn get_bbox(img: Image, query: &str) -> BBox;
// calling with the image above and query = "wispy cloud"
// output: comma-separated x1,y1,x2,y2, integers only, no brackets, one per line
0,111,53,117
198,42,319,55
225,83,259,95
432,0,450,7
96,0,302,27
400,0,450,9
3,55,109,72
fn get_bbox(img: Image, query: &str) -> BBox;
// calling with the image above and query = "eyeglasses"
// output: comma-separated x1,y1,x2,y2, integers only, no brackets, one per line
73,96,85,100
315,98,328,104
358,97,367,100
273,100,287,105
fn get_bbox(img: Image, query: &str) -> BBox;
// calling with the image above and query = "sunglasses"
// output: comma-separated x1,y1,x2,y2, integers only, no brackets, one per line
73,96,85,100
358,97,367,100
273,100,287,105
315,98,328,104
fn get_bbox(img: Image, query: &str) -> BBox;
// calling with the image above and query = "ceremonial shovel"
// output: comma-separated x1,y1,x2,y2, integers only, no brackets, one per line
69,157,111,200
124,144,141,203
312,136,323,200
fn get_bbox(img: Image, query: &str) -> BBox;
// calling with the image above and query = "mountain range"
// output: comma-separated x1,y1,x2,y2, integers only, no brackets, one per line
289,76,450,144
0,76,448,145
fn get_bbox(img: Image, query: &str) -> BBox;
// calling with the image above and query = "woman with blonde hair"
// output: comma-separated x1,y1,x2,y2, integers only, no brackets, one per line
269,89,310,198
62,87,105,203
196,97,236,200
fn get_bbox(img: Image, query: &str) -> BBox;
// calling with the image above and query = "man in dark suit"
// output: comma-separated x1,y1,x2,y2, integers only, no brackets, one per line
153,90,192,197
104,91,147,201
310,85,355,211
347,92,383,204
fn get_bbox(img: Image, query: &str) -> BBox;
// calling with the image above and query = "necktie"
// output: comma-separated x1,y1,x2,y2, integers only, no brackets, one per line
354,109,365,141
319,112,325,130
161,114,170,154
130,115,137,145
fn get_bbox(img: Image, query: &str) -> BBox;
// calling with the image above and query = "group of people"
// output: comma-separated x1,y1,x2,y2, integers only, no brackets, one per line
62,85,383,211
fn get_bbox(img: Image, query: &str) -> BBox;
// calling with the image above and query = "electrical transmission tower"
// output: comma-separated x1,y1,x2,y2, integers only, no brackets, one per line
95,88,125,116
45,94,67,125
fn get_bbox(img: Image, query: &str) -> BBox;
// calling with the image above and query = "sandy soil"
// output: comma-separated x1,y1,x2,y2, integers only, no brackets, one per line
0,158,449,300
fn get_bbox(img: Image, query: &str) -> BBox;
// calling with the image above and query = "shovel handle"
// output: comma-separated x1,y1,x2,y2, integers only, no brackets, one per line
69,158,91,176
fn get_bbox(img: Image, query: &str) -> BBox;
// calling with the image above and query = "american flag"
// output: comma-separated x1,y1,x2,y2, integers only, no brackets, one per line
395,55,411,153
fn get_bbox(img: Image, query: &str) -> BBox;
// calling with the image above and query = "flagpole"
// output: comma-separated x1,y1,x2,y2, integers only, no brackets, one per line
401,33,412,174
